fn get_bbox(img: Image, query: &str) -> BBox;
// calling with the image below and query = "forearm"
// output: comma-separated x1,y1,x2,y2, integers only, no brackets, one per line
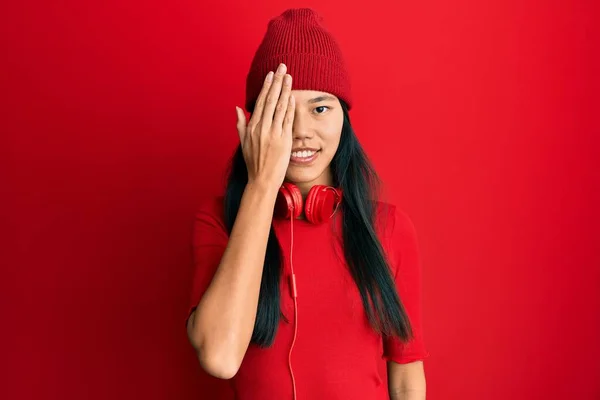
389,388,426,400
189,181,279,377
388,361,426,400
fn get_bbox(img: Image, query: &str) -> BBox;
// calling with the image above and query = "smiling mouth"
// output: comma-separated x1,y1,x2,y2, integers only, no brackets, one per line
290,149,320,164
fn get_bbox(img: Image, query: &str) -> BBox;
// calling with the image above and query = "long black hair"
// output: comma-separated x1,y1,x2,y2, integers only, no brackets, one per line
223,99,413,347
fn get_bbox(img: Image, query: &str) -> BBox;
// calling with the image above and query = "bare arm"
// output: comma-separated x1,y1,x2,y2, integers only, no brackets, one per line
187,182,279,379
388,360,426,400
186,63,295,380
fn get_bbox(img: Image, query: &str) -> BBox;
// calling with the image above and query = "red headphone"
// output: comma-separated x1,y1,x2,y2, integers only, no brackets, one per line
272,181,342,400
274,181,342,224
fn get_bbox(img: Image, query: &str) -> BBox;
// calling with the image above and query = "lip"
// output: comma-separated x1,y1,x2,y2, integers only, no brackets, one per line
290,149,320,165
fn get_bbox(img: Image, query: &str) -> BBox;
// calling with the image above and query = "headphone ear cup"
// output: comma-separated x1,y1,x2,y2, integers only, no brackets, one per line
305,185,341,224
275,182,303,219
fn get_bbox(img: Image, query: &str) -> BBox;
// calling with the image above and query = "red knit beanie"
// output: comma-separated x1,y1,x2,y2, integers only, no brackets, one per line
245,8,352,112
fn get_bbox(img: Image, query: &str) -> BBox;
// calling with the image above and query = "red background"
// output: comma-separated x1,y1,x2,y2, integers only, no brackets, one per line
3,1,599,399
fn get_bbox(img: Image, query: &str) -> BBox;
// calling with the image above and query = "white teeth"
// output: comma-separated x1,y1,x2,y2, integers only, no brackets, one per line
292,150,316,158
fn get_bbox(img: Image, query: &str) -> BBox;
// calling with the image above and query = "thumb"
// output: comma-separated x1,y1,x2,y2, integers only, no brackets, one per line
235,106,247,146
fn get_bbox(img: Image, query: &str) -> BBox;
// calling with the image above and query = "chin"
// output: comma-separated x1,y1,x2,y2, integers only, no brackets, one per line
285,169,324,185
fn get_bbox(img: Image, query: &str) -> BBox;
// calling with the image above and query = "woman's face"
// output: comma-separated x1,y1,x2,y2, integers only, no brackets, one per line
285,90,344,192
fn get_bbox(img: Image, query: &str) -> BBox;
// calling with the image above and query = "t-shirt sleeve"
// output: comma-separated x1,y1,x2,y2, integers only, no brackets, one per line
186,197,229,323
382,206,431,364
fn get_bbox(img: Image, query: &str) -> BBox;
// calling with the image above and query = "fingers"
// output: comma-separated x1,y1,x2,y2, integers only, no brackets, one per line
248,71,274,127
261,63,287,126
272,73,292,128
282,94,295,136
235,106,247,146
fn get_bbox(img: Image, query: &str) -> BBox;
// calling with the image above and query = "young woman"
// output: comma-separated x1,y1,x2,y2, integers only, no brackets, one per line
186,8,430,400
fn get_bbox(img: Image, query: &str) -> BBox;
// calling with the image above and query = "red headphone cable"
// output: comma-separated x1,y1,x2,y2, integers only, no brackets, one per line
288,212,298,400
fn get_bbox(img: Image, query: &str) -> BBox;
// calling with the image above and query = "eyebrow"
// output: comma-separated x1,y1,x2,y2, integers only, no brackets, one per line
307,95,337,104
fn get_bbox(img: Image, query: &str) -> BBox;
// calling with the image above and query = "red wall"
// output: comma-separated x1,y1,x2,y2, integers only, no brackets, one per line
3,1,599,399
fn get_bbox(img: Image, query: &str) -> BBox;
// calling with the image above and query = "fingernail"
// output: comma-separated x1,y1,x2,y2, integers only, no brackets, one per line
277,63,286,74
284,74,292,86
265,71,274,82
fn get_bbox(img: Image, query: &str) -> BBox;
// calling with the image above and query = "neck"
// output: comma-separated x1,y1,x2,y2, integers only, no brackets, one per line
293,168,334,200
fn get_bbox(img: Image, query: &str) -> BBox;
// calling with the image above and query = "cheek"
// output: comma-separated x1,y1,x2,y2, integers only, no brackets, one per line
325,136,341,158
321,119,343,154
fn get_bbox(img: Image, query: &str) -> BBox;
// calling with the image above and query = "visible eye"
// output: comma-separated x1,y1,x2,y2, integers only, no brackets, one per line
314,106,330,115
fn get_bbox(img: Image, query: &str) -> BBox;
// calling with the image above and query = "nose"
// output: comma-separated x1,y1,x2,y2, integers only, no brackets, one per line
292,112,314,140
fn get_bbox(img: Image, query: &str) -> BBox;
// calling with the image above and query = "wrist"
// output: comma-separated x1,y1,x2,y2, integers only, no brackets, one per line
243,181,281,210
246,179,281,197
